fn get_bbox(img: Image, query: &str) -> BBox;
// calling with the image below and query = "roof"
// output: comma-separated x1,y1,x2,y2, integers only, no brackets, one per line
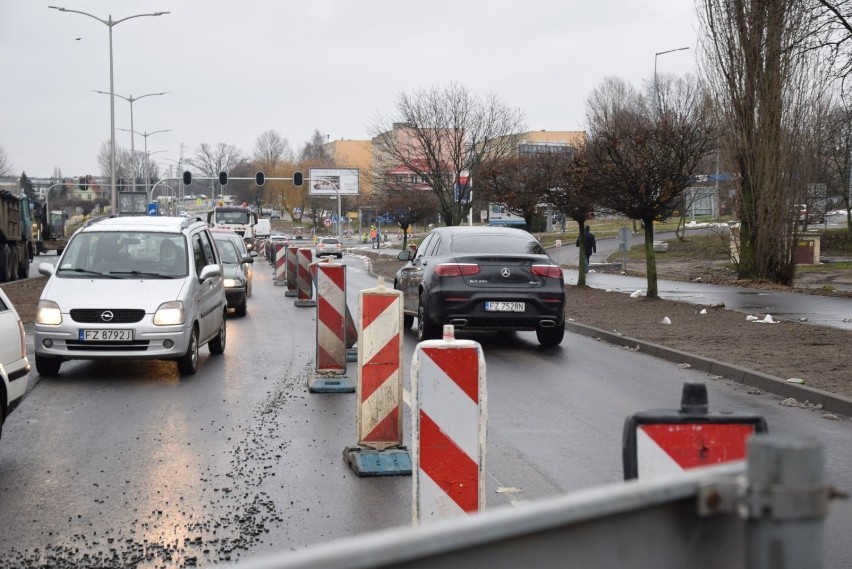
430,226,534,238
82,215,203,234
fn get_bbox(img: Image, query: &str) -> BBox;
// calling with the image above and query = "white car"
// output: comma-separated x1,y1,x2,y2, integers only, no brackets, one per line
35,216,227,376
0,286,30,441
316,237,343,258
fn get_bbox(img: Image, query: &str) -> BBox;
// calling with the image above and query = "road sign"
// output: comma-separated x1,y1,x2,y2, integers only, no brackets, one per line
147,202,158,216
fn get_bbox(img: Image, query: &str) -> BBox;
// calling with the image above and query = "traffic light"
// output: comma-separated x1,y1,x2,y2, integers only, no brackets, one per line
255,171,265,186
218,171,228,186
182,171,192,186
293,171,303,186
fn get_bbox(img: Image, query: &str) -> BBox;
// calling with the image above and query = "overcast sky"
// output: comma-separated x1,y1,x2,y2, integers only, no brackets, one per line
0,1,698,179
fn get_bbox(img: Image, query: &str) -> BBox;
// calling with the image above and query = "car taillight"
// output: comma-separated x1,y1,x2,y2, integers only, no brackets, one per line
531,265,563,279
434,263,480,277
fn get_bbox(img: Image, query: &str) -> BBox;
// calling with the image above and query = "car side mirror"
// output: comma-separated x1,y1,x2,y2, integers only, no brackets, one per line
39,262,55,277
397,250,413,261
199,264,221,282
242,255,254,264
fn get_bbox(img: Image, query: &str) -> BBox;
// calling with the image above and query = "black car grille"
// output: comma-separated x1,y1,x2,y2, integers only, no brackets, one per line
65,340,151,352
70,309,146,324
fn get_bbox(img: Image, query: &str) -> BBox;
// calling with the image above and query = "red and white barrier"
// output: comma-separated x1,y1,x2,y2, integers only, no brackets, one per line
411,325,487,524
343,279,410,476
294,248,316,307
356,281,403,448
273,242,287,286
308,262,354,392
285,246,298,297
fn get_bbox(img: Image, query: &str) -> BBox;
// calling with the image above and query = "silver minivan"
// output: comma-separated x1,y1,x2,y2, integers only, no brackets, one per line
35,216,227,376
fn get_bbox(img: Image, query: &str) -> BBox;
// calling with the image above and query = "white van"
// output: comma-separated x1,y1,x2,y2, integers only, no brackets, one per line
35,216,227,376
254,218,271,239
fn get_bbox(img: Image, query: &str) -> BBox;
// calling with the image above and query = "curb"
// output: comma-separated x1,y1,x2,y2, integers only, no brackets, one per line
565,321,852,418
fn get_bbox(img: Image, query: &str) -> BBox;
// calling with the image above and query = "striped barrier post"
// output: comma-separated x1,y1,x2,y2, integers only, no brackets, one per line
272,242,287,286
284,246,298,297
343,277,410,476
308,262,355,393
411,325,486,524
294,248,316,307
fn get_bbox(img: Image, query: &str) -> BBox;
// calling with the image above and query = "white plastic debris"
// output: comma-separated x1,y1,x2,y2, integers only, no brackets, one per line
762,314,776,323
779,398,801,407
786,377,805,384
605,288,612,293
661,316,671,325
678,363,692,369
746,315,759,321
630,290,643,298
699,308,708,315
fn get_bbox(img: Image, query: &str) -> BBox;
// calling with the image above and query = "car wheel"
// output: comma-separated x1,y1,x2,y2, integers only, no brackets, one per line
209,313,227,354
536,323,565,347
18,254,29,279
177,326,199,375
35,353,62,376
235,297,247,317
403,314,414,330
417,292,440,341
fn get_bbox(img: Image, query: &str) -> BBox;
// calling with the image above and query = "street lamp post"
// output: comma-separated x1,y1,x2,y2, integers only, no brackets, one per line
117,128,171,199
654,46,690,102
94,91,168,193
49,6,169,216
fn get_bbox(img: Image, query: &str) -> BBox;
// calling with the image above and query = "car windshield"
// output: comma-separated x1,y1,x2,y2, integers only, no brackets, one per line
217,240,241,264
217,211,251,224
449,234,544,255
58,231,188,278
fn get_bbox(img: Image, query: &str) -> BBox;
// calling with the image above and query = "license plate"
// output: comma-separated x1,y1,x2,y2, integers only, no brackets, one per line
484,301,525,313
79,329,133,342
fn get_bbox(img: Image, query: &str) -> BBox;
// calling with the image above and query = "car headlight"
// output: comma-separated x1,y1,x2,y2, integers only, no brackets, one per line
154,300,185,326
224,277,245,288
36,300,62,325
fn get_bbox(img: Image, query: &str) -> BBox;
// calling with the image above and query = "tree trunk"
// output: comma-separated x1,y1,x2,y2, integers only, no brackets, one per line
643,218,658,298
576,220,587,286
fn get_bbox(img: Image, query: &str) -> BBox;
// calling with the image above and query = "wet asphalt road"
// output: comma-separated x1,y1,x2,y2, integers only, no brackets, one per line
1,252,851,567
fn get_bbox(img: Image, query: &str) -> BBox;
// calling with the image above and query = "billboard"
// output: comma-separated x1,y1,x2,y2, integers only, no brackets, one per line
308,168,360,196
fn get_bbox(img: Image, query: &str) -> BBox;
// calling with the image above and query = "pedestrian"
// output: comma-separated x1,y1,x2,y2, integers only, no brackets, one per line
576,225,596,273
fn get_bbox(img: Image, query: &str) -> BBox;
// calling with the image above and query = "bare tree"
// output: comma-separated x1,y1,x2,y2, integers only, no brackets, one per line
541,145,599,285
251,130,295,211
185,142,245,199
698,0,831,284
371,83,526,226
254,129,294,166
823,106,852,235
98,141,133,184
299,129,331,163
584,75,716,298
0,145,12,176
369,181,440,249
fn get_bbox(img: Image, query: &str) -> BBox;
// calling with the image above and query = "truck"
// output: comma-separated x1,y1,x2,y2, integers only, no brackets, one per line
0,189,34,283
206,205,258,249
31,200,67,255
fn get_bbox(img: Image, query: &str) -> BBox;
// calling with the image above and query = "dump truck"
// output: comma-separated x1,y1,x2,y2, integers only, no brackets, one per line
0,189,34,283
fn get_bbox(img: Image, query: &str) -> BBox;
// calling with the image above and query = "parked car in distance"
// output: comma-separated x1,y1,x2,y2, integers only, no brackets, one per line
0,286,30,441
270,211,281,220
213,238,252,316
316,237,343,258
394,226,566,346
35,216,227,376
